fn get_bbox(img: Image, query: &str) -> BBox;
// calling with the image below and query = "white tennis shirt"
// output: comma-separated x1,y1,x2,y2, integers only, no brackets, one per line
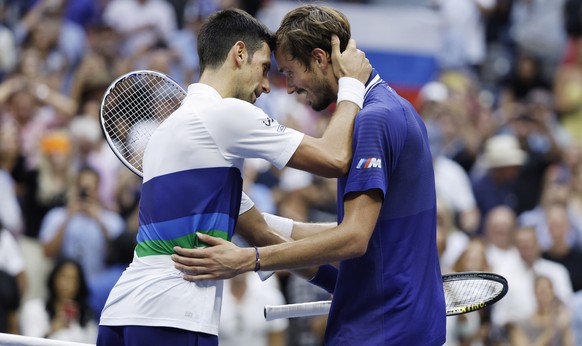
99,83,303,335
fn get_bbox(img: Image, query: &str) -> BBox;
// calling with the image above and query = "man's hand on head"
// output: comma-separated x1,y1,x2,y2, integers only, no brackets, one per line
330,34,371,85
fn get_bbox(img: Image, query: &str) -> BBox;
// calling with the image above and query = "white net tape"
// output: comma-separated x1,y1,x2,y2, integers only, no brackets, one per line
0,333,94,346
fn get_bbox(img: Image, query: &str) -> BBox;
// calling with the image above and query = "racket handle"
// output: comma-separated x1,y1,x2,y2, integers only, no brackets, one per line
264,300,331,321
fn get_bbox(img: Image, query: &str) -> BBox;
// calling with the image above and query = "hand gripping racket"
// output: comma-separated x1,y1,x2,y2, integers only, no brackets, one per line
264,271,508,321
100,70,275,280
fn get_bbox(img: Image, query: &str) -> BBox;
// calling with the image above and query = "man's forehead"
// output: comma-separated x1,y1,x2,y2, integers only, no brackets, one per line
274,49,297,71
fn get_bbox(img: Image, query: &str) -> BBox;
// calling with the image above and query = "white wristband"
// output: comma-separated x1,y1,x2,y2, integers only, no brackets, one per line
262,212,294,238
337,77,365,109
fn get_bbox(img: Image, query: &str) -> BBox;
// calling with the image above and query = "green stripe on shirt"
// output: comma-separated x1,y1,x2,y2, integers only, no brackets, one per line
136,230,230,257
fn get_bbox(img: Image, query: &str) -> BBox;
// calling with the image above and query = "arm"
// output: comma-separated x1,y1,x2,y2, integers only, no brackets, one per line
285,36,371,178
172,188,382,280
43,216,71,258
289,220,337,240
287,101,360,177
233,206,323,280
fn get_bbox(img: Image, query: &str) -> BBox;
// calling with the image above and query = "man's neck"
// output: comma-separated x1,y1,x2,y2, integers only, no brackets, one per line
547,242,570,258
199,69,234,98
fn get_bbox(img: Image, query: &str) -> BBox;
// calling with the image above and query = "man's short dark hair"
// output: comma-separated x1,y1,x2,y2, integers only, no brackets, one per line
197,9,275,73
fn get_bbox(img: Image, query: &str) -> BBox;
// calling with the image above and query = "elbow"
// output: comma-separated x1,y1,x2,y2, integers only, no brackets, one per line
341,233,369,259
323,154,351,178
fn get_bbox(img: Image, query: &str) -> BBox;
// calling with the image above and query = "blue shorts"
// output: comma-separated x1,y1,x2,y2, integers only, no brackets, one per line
97,325,218,346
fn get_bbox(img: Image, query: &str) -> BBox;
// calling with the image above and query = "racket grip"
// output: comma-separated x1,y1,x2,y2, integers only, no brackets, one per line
264,300,332,321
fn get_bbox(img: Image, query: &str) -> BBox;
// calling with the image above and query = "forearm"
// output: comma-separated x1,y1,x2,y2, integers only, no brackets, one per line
291,220,337,240
33,83,77,118
245,224,360,272
247,191,381,272
319,100,361,165
43,224,67,258
286,81,364,178
236,209,333,280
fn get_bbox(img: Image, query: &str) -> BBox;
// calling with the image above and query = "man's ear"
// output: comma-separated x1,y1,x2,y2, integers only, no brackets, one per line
312,48,330,69
232,41,248,68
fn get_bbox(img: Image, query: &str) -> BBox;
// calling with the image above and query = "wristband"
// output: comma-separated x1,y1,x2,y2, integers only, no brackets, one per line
253,247,261,272
308,264,338,294
262,212,294,238
337,77,365,109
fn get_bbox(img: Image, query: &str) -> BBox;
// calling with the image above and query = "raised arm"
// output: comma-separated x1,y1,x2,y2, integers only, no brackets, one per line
286,36,371,178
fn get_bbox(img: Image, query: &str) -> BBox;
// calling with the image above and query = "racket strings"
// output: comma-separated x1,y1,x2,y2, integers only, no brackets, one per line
444,279,503,308
102,73,186,173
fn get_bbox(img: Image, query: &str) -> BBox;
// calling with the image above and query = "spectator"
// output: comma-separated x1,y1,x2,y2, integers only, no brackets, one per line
500,97,562,214
436,0,496,73
39,166,125,282
509,275,574,346
102,0,177,56
542,203,582,292
0,3,16,81
69,116,122,210
471,134,527,232
500,53,551,104
15,0,87,92
88,230,136,321
68,22,124,113
218,273,288,346
112,168,141,233
518,178,582,251
509,0,567,81
19,130,73,239
0,227,26,334
433,139,481,235
483,205,521,272
572,290,582,346
492,226,573,328
554,42,582,146
449,238,493,346
437,199,470,271
0,165,23,236
19,258,98,343
0,77,66,171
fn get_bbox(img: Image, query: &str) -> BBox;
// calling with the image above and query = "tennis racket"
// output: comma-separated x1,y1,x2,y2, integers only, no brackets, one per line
264,271,508,321
100,70,187,177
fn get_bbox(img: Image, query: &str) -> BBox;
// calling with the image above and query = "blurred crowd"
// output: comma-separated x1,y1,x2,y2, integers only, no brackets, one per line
0,0,581,345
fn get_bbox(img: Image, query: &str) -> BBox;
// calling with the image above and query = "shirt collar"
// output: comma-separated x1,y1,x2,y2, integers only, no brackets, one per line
364,69,382,99
187,83,223,99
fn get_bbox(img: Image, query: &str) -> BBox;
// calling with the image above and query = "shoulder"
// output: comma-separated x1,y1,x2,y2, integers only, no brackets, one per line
359,85,413,126
221,98,264,113
217,98,271,124
538,259,570,275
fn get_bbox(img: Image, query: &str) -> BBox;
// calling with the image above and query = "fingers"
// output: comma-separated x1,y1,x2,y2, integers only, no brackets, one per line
330,35,357,54
345,38,357,52
173,246,204,259
182,273,216,282
330,34,340,55
196,232,226,245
